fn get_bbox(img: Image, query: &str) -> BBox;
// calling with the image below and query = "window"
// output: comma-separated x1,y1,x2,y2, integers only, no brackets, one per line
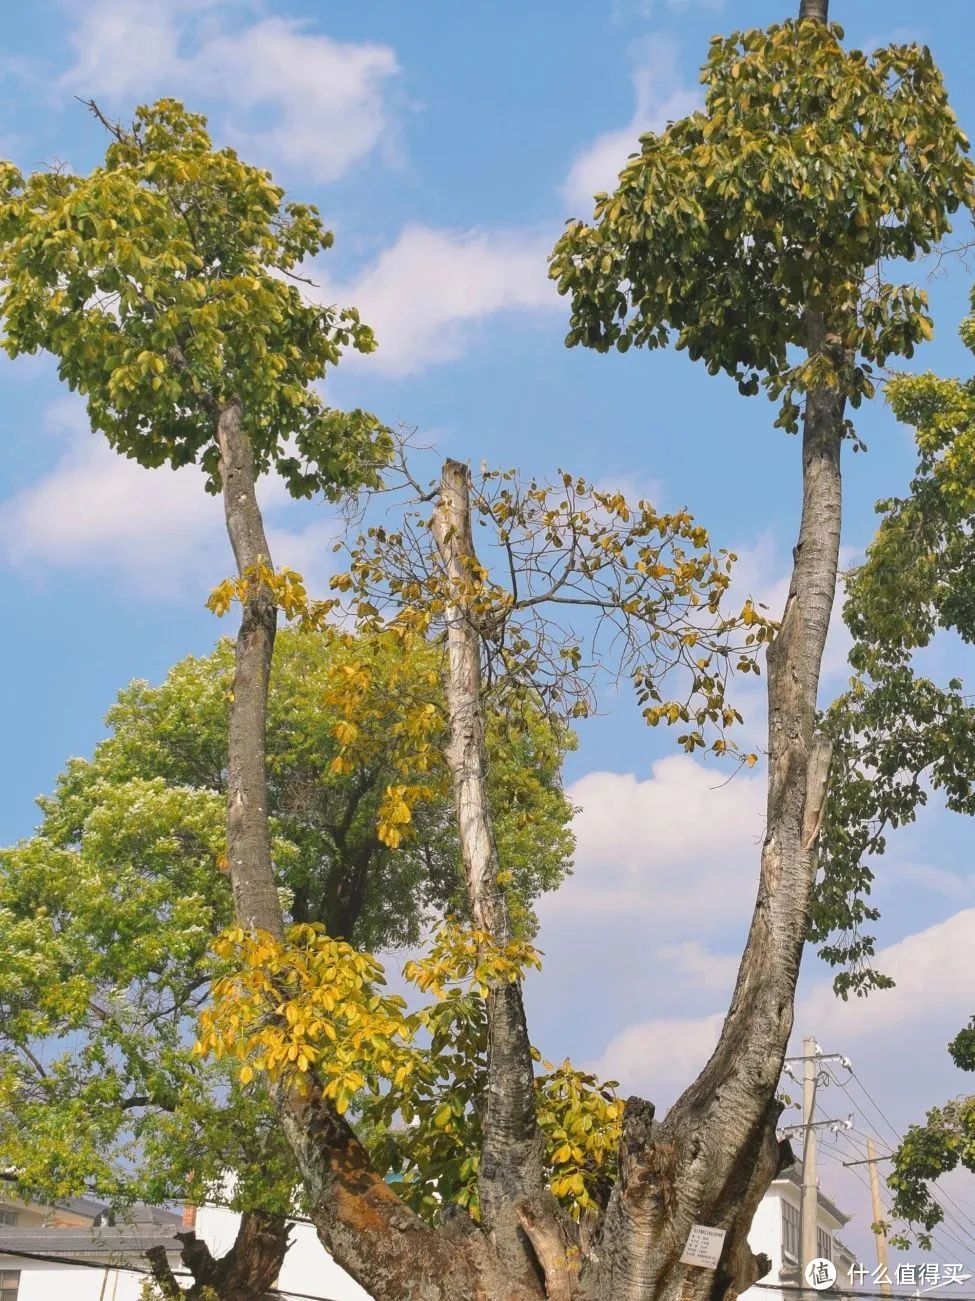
782,1201,800,1261
0,1269,19,1301
0,1210,18,1227
818,1228,833,1262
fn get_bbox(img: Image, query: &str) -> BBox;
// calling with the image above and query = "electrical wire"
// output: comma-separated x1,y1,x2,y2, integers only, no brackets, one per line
843,1122,975,1258
826,1065,975,1256
0,1243,344,1300
832,1128,966,1265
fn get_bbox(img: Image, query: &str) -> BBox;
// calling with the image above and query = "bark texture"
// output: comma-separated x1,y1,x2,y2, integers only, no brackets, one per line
147,1209,292,1300
578,303,842,1301
799,0,828,19
431,459,561,1287
215,411,493,1301
216,399,286,940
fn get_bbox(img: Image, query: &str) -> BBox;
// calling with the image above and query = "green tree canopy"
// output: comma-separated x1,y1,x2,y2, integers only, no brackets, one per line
550,18,974,427
0,98,389,497
0,627,574,1211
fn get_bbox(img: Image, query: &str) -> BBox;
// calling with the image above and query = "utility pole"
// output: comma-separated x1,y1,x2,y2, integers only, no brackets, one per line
867,1138,893,1297
801,1036,820,1278
782,1041,853,1294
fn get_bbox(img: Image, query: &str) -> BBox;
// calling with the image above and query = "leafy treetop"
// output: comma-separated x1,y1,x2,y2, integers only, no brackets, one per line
0,99,389,496
550,20,975,429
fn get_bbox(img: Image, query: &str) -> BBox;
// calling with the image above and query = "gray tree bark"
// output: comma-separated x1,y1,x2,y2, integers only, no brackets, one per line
431,459,561,1288
215,398,286,940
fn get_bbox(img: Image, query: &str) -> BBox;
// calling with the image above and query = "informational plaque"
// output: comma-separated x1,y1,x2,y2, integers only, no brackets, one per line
680,1224,727,1270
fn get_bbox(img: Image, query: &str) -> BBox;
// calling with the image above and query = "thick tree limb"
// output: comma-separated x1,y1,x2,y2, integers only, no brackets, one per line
432,459,553,1273
584,305,844,1301
215,413,493,1300
216,398,286,940
174,1209,292,1300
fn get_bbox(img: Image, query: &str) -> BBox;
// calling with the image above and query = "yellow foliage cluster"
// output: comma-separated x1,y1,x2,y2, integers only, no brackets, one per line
404,918,542,1000
207,561,337,629
322,624,448,848
536,1059,623,1219
195,924,416,1114
195,919,620,1220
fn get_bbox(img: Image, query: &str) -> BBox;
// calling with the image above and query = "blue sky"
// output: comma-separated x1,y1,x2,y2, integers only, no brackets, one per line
3,0,975,1273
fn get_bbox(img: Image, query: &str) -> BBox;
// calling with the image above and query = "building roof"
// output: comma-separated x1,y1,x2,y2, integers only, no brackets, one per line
0,1174,106,1222
0,1225,181,1260
92,1204,183,1228
776,1163,851,1228
0,1173,182,1230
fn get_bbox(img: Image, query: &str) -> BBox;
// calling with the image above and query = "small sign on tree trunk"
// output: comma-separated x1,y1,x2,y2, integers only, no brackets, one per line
680,1225,727,1270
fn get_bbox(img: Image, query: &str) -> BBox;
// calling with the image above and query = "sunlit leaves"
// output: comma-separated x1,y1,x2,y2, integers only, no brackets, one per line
197,918,619,1223
330,460,769,766
0,99,390,498
550,19,974,430
197,925,416,1116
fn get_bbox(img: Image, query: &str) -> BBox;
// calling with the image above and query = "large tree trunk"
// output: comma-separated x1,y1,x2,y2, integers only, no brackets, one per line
432,459,564,1290
214,409,493,1301
580,324,842,1301
216,398,286,941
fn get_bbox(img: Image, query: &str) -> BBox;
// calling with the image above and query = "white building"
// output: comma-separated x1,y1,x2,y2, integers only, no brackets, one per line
0,1182,182,1301
0,1162,853,1300
743,1162,857,1301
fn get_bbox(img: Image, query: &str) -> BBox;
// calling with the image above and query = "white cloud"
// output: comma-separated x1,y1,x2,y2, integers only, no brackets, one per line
592,1012,725,1092
657,940,741,992
61,0,399,183
611,0,726,22
315,225,560,377
591,908,975,1102
542,754,766,924
563,36,700,211
0,400,340,599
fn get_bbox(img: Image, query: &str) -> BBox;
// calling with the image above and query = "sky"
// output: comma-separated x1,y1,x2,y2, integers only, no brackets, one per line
2,0,975,1279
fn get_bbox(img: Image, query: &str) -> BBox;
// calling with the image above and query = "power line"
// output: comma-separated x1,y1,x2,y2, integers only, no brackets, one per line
0,1244,344,1301
832,1130,968,1264
750,1285,975,1301
828,1068,975,1259
833,1127,975,1265
838,1129,973,1259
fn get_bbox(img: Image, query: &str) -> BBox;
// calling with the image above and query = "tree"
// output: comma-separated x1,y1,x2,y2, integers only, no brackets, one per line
814,293,975,1236
3,15,971,1292
547,3,974,1298
0,628,574,1289
0,100,389,1301
194,451,766,1298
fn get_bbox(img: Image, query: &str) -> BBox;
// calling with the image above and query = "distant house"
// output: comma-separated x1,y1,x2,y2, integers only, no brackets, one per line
0,1182,182,1301
742,1162,857,1301
0,1181,370,1301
